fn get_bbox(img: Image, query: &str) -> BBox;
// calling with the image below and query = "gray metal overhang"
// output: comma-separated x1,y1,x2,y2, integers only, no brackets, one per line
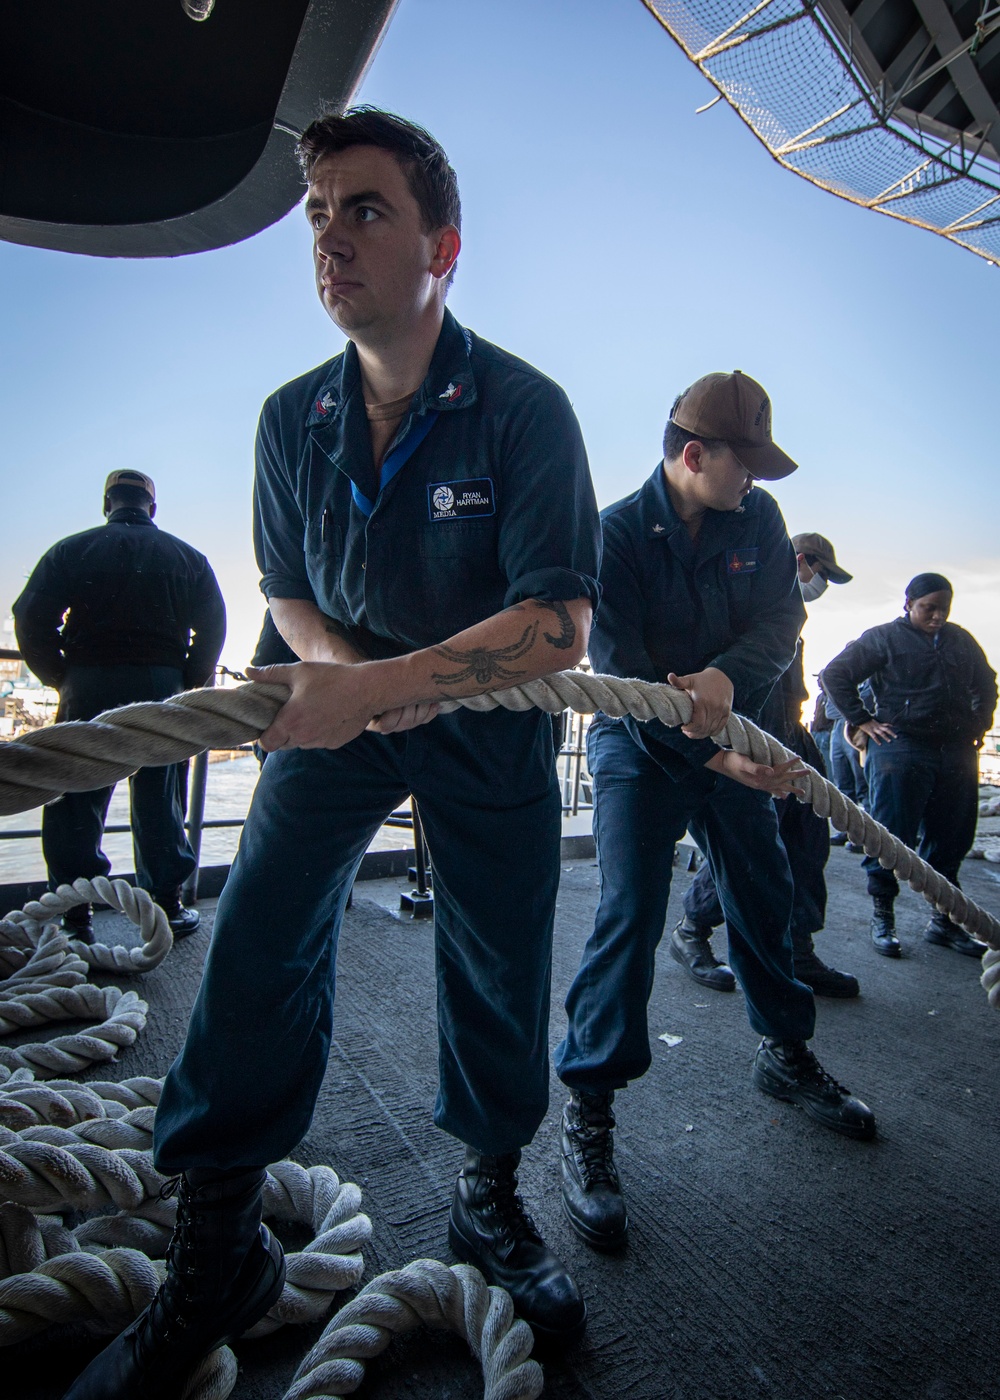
0,0,400,259
817,0,1000,165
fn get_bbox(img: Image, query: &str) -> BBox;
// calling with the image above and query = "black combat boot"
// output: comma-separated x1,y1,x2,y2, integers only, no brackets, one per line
792,946,860,998
669,917,736,992
61,902,94,946
63,1167,285,1400
870,894,901,957
156,890,201,939
752,1039,876,1140
924,912,988,958
449,1148,586,1345
560,1090,628,1251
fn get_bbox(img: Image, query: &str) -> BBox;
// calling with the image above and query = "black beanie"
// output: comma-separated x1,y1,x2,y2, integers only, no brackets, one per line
905,572,952,601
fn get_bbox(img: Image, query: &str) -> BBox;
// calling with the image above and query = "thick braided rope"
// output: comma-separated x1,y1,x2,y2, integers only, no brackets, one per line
0,1131,371,1341
0,672,996,979
0,878,171,1083
0,1198,236,1400
3,876,173,974
0,1072,162,1130
0,1158,537,1400
284,1259,542,1400
0,1219,537,1400
0,922,89,990
0,923,149,1082
0,988,147,1080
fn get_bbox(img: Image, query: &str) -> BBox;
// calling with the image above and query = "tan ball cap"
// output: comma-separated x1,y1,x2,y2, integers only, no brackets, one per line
670,370,799,481
791,531,853,584
104,469,156,501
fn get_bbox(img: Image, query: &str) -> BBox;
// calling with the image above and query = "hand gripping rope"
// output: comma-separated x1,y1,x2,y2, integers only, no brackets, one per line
0,671,996,1003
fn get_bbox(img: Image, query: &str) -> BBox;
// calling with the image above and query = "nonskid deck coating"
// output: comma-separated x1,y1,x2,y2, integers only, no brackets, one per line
9,848,999,1400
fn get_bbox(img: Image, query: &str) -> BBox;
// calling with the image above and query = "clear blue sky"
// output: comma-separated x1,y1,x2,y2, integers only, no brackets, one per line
1,0,996,691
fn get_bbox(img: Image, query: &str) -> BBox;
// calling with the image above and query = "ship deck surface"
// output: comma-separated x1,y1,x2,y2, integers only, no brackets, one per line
11,846,998,1400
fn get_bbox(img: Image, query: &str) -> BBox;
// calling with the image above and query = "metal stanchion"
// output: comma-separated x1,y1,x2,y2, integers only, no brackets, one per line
180,671,215,907
180,748,209,906
400,796,433,918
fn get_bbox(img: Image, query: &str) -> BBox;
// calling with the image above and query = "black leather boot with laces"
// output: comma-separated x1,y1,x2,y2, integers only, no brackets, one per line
560,1090,628,1251
669,917,736,992
752,1039,877,1140
924,912,987,958
870,894,901,957
62,1167,285,1400
449,1147,586,1345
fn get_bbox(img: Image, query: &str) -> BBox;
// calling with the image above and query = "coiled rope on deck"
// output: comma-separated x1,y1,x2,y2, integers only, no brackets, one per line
0,1088,542,1400
0,877,172,1080
0,672,996,995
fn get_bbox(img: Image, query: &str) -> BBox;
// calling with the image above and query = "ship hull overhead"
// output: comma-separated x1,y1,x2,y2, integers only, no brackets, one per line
0,0,398,258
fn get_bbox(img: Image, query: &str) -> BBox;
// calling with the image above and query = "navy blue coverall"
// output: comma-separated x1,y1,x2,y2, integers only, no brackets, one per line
154,311,602,1170
556,467,815,1094
821,617,996,899
13,508,226,901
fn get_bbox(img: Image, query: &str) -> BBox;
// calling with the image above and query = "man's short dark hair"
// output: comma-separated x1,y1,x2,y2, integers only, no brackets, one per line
663,395,726,461
297,107,461,234
106,484,153,511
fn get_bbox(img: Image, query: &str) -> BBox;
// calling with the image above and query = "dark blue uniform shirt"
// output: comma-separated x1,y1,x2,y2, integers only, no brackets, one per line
253,309,601,659
589,465,804,777
821,616,997,744
13,508,226,690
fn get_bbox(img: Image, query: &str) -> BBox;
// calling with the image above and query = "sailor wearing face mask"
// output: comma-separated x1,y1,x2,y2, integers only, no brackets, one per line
675,531,860,998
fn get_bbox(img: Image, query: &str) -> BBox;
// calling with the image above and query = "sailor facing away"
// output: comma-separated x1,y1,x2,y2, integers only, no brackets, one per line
554,371,877,1254
13,469,225,942
63,107,601,1400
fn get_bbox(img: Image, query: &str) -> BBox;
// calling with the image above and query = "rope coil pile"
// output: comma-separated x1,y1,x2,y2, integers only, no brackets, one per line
0,1069,542,1400
0,876,172,1080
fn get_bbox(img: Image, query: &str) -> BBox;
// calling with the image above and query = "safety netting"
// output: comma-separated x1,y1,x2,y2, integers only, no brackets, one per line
642,0,1000,267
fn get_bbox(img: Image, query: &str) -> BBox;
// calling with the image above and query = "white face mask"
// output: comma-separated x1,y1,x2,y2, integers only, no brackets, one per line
800,573,828,603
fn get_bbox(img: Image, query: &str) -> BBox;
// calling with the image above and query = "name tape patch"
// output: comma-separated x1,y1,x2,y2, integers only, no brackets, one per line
727,548,760,575
428,477,496,522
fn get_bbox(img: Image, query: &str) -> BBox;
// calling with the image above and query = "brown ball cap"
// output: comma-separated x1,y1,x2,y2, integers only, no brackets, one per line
104,469,156,501
791,531,853,584
670,370,799,481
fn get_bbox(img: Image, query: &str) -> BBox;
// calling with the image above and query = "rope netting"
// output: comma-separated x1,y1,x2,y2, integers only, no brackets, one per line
640,0,1000,266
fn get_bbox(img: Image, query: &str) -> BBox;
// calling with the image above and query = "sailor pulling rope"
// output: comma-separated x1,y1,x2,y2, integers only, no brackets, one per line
0,670,997,999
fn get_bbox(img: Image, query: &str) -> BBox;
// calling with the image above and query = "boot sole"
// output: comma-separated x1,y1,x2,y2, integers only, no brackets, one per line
753,1071,876,1141
560,1193,628,1252
799,979,860,999
447,1218,588,1347
668,938,736,992
871,940,902,958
